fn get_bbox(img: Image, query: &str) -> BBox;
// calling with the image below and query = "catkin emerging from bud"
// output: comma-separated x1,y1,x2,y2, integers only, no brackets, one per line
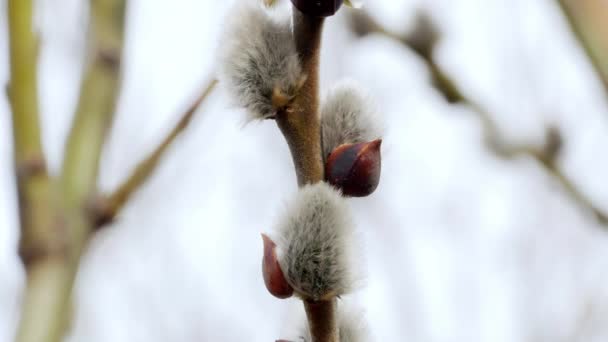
275,183,356,301
321,81,382,159
218,3,304,121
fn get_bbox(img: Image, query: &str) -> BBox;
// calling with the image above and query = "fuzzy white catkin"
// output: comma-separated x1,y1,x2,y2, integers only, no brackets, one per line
275,183,356,301
297,305,372,342
320,81,382,158
218,3,303,121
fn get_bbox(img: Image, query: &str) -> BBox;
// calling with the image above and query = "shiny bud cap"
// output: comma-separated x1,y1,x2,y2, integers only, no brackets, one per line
262,234,294,299
291,0,344,17
325,139,382,197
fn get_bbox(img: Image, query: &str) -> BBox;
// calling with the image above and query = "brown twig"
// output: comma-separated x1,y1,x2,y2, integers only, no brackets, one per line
274,5,336,341
304,299,339,342
348,10,608,228
96,79,218,226
275,8,325,186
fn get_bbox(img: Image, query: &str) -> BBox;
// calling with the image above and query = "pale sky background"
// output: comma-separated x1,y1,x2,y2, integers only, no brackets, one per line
1,0,608,341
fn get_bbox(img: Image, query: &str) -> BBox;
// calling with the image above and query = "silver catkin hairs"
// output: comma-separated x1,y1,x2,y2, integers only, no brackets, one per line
274,183,358,301
218,2,306,121
320,80,383,159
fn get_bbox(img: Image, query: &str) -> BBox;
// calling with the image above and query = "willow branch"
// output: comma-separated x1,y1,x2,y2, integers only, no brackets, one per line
304,299,339,342
7,0,72,341
7,0,43,165
275,7,325,186
61,0,126,209
557,0,608,93
349,11,608,227
274,6,337,342
96,79,218,226
7,0,55,263
13,1,128,341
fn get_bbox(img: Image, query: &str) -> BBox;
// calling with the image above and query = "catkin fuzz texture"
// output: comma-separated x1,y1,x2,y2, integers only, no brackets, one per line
321,81,382,158
219,3,303,121
275,183,356,301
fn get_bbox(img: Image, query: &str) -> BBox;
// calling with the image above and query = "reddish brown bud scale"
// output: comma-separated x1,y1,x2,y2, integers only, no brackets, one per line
325,139,382,197
262,234,294,299
291,0,344,17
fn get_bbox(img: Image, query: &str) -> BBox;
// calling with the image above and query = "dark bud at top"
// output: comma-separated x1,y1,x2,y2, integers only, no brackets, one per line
291,0,344,17
325,139,382,197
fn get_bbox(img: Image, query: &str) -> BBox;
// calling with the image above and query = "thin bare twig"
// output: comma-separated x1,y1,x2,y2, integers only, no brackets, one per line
348,11,608,227
96,79,218,226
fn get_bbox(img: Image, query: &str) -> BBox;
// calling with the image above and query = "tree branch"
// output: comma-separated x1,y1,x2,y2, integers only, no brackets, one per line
275,7,325,186
274,5,336,341
304,299,339,342
7,1,68,341
95,79,218,227
13,1,128,341
61,0,127,209
557,0,608,94
348,11,608,228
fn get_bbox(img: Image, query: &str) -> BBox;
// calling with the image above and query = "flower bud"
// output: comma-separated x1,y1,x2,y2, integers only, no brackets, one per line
325,139,382,197
291,0,344,17
262,234,294,299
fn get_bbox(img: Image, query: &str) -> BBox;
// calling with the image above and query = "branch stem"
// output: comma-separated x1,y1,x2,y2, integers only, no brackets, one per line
61,0,126,208
275,8,325,186
98,79,218,226
277,6,336,341
349,10,608,228
13,1,128,341
557,0,608,93
7,0,68,340
304,299,339,342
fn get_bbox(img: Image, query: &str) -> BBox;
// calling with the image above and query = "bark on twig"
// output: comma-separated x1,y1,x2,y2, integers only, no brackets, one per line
304,299,339,342
276,6,336,341
96,79,218,226
348,11,608,228
275,8,325,186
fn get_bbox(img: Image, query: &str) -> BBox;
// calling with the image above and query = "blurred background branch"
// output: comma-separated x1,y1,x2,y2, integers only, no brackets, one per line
10,0,128,341
349,10,608,227
557,0,608,94
7,0,62,341
97,78,217,227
